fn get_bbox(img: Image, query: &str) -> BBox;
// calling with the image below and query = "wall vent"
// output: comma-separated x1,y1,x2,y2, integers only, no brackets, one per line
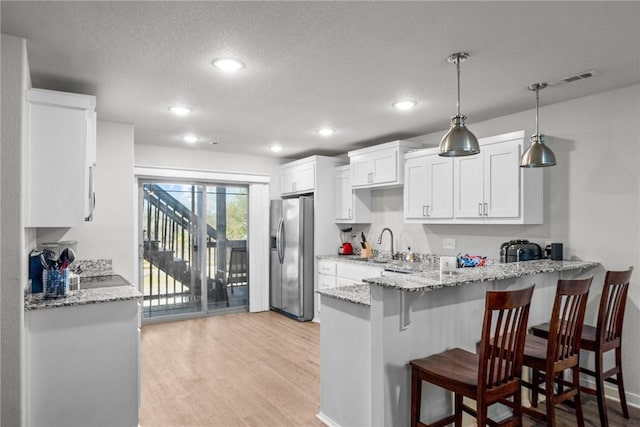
548,70,599,87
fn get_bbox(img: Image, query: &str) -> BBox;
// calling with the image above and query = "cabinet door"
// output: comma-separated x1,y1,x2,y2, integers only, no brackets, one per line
281,162,315,195
484,140,520,218
371,148,397,184
280,168,296,195
294,162,315,193
318,273,337,289
404,157,428,219
454,154,484,219
426,156,454,219
27,103,87,227
335,168,353,220
84,111,97,221
350,155,372,187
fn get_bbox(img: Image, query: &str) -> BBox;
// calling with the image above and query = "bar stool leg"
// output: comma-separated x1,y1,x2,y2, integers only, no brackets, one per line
615,346,629,419
546,373,557,427
454,394,463,427
411,367,421,427
573,365,585,427
595,349,608,427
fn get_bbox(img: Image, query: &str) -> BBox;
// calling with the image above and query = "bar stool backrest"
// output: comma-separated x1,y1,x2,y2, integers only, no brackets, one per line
477,285,535,395
598,267,633,347
548,278,592,364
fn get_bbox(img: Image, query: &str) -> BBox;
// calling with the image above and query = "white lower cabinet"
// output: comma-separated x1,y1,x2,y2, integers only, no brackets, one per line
26,300,139,427
316,259,383,321
404,130,542,225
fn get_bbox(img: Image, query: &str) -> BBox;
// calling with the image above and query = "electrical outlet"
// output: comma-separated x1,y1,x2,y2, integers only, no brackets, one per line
443,238,456,250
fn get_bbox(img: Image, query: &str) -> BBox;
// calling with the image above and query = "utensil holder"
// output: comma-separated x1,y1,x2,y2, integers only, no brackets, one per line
43,269,69,299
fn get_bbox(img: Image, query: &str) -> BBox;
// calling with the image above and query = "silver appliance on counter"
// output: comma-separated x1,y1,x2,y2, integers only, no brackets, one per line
500,239,543,263
270,196,314,321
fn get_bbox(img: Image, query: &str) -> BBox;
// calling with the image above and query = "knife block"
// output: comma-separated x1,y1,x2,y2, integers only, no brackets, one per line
361,242,373,258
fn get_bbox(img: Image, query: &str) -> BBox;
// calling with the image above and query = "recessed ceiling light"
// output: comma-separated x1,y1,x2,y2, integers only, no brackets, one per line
393,100,417,110
270,145,283,153
182,135,199,143
318,128,335,137
169,106,192,116
212,58,245,72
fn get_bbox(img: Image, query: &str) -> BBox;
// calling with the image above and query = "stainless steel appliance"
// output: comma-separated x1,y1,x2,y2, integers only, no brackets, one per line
270,197,314,321
500,239,543,263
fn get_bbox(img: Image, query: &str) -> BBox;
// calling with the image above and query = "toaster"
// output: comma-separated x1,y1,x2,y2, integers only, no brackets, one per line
500,239,543,263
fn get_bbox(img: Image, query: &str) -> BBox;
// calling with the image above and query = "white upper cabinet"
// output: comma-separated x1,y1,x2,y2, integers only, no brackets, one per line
404,130,543,225
348,140,422,189
404,152,453,221
26,88,97,227
280,158,316,196
334,165,372,223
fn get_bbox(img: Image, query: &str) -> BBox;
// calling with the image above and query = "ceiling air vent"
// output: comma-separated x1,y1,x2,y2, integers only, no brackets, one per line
548,70,599,87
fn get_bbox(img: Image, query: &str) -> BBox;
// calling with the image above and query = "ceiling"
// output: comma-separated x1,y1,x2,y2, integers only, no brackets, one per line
2,1,639,159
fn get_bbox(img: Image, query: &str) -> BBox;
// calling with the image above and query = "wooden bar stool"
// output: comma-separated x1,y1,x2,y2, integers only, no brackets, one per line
530,267,633,426
409,285,535,427
521,277,592,427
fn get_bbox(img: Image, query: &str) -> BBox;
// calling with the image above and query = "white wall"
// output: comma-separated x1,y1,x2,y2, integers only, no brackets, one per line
1,33,33,427
356,84,640,405
134,145,283,200
37,121,136,283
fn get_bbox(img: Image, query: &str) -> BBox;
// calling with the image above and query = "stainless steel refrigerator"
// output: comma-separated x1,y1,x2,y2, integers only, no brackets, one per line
270,197,314,321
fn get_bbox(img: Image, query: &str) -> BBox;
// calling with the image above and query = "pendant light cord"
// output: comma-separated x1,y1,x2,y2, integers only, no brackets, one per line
535,85,539,136
456,56,461,116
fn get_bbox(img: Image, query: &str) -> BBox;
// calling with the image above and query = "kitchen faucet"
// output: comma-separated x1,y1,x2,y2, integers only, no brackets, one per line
377,228,394,259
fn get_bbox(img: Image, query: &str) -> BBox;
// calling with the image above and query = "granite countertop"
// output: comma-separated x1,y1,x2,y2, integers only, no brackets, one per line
317,254,439,273
364,259,599,292
317,284,371,307
25,274,142,311
317,259,598,306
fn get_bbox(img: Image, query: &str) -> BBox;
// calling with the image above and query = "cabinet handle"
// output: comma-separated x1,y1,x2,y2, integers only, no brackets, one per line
484,202,488,217
426,205,430,217
292,182,297,192
348,208,352,218
422,205,427,217
368,172,373,184
478,203,483,216
84,166,95,221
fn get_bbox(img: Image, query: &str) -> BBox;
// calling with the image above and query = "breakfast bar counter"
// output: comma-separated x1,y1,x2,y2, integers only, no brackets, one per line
317,259,598,427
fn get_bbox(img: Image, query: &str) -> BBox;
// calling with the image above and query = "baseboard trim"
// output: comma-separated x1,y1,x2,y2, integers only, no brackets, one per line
581,377,640,409
316,412,341,427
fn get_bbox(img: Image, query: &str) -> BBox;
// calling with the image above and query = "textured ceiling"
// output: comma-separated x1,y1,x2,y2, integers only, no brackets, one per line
2,1,639,159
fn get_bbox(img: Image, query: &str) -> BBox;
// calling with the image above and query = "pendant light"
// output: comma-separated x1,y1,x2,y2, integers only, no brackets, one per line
439,52,480,157
520,83,556,167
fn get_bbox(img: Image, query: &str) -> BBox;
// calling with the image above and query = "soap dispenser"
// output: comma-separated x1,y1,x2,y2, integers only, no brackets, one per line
406,247,415,262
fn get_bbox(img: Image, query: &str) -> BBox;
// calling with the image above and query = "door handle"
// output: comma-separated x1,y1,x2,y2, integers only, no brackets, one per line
277,218,285,263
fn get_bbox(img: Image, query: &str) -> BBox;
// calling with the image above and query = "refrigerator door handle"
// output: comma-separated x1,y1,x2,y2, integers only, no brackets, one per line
277,217,285,264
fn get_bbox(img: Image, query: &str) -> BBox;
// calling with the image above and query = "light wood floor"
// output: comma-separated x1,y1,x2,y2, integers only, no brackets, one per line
139,311,639,426
139,311,324,426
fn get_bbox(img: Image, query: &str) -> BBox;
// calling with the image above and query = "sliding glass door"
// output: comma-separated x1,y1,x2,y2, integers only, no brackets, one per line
139,181,249,321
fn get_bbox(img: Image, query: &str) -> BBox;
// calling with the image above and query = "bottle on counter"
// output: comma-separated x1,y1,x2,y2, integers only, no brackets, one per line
406,247,415,262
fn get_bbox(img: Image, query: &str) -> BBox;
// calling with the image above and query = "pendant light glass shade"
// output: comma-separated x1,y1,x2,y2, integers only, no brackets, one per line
520,83,556,167
439,52,480,157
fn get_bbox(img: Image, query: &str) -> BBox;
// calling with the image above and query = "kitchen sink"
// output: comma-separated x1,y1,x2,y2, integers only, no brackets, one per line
79,274,130,290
